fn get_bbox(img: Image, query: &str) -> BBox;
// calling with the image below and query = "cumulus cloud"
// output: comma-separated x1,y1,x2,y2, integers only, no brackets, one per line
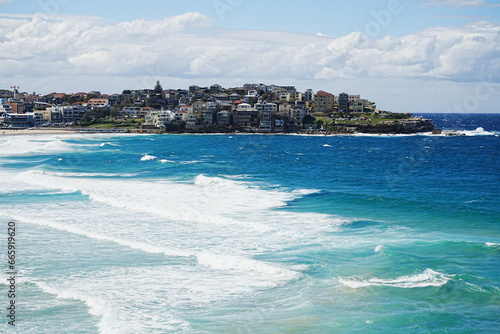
0,12,499,95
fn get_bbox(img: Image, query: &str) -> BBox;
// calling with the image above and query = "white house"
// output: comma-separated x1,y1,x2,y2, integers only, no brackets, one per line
174,110,189,122
120,107,141,117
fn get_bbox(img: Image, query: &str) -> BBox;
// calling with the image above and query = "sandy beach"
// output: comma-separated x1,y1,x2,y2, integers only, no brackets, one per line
0,128,79,136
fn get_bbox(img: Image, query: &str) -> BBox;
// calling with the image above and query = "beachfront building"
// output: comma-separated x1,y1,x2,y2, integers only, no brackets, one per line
44,105,87,123
62,105,87,123
41,108,62,124
186,112,199,129
203,102,218,125
291,105,308,123
217,110,231,126
144,110,175,128
314,91,335,113
255,101,277,132
233,103,259,129
3,112,44,128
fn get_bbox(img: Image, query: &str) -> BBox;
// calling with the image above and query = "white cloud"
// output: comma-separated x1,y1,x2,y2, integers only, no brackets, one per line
0,0,13,4
0,11,499,113
422,0,500,7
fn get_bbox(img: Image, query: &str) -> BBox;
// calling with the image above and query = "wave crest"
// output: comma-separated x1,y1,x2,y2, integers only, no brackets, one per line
339,269,453,289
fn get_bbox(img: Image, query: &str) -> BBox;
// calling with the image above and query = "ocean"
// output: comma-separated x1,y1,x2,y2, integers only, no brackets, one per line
0,113,499,333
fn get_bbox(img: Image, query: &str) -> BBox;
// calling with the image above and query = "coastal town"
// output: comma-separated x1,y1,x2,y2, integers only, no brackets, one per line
0,82,434,134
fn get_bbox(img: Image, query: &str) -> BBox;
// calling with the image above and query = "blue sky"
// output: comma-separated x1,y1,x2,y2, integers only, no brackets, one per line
1,0,499,113
3,0,499,36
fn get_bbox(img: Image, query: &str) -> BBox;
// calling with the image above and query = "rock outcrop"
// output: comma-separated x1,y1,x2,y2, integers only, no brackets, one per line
335,117,435,134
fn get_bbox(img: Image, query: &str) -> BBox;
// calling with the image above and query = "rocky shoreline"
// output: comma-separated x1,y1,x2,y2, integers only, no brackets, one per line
1,117,436,136
330,117,435,134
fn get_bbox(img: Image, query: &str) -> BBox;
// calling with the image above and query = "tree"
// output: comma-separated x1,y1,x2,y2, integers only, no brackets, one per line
302,114,316,125
153,80,163,97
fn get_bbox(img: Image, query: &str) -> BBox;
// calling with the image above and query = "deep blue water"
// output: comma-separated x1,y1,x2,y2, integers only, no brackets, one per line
0,114,499,333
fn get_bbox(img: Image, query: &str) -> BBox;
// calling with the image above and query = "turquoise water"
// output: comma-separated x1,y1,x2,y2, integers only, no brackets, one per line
0,114,499,333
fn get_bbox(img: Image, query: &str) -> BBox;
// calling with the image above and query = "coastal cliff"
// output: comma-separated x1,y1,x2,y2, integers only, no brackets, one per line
329,117,435,134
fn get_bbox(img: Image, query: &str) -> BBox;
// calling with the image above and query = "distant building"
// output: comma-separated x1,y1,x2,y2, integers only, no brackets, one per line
3,112,44,128
255,101,277,132
87,99,110,109
144,110,174,127
5,101,26,114
210,84,223,93
287,92,303,101
45,106,87,123
120,107,141,117
233,103,259,129
351,99,376,113
278,102,292,116
338,92,349,111
189,85,200,93
0,99,13,114
303,89,313,101
348,94,361,105
203,102,218,125
191,101,206,114
217,110,231,126
314,91,335,112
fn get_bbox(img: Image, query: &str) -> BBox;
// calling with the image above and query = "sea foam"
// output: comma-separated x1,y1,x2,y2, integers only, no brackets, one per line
11,214,300,284
140,154,157,161
339,269,453,289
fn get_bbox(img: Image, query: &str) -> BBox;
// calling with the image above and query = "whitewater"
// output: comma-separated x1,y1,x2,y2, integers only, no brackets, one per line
0,113,499,333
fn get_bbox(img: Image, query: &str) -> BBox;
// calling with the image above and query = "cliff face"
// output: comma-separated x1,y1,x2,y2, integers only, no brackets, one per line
336,118,435,134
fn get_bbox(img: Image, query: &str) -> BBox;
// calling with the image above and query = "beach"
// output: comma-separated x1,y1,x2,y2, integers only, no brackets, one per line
0,128,78,136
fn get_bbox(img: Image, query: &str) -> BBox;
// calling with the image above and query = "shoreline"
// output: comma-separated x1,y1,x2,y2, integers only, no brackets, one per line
0,127,429,137
0,128,495,138
0,128,79,136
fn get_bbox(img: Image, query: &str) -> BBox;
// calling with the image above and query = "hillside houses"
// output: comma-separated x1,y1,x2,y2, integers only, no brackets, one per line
0,83,379,131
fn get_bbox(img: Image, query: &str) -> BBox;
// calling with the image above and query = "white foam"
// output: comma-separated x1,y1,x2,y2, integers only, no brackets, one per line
339,269,453,289
12,213,300,283
140,154,157,161
35,281,109,317
12,214,192,258
323,144,332,147
45,171,137,178
194,174,242,187
196,252,300,283
13,171,284,232
485,242,499,247
440,127,497,137
34,276,190,333
374,245,383,253
0,136,73,156
99,142,121,147
34,280,116,333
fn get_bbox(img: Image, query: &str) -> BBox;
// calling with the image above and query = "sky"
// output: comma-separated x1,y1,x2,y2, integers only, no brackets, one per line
1,0,499,113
